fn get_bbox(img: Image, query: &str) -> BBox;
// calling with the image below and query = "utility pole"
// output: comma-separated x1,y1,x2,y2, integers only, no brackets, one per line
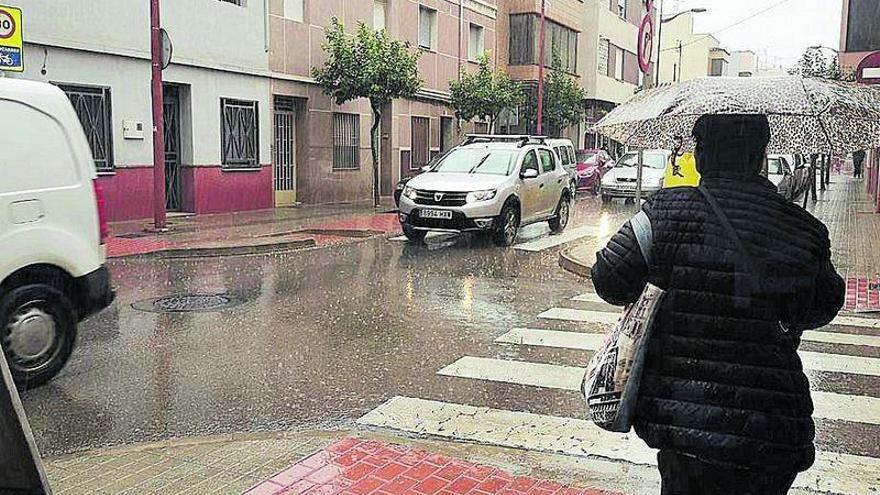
536,0,546,135
150,0,167,230
654,0,663,87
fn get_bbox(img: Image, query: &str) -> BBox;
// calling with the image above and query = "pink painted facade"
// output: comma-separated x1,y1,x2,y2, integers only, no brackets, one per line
96,168,154,223
180,166,273,215
99,165,272,222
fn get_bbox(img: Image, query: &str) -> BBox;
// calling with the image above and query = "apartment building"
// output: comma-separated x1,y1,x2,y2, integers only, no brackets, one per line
268,0,498,205
656,11,729,84
8,0,273,222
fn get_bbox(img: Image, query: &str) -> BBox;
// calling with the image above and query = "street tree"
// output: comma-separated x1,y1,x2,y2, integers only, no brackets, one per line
448,54,524,132
313,18,422,207
522,55,587,136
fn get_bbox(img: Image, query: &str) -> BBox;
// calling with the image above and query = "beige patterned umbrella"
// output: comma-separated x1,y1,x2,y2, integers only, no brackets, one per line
592,76,880,154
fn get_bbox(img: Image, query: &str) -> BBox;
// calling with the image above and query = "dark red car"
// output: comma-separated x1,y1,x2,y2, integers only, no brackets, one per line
574,149,613,194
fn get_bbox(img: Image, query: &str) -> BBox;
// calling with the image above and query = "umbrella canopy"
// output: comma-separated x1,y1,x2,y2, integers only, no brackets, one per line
592,76,880,154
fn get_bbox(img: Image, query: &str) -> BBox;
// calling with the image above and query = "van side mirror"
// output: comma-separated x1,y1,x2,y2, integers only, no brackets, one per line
521,168,539,179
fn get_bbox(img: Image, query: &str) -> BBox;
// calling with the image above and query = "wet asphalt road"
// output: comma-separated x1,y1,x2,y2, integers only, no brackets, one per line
20,199,627,456
19,195,880,465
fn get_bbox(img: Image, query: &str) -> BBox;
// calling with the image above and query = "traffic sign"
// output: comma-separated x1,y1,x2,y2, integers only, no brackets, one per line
637,15,654,74
0,5,22,72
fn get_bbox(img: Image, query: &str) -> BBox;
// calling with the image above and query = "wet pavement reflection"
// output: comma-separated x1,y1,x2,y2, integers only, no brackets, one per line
21,197,633,456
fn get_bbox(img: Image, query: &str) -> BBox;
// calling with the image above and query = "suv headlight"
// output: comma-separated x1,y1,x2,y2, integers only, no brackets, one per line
403,186,418,200
465,189,497,203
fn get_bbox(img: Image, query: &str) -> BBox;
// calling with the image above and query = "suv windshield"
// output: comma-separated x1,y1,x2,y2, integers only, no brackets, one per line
430,148,518,176
616,152,667,169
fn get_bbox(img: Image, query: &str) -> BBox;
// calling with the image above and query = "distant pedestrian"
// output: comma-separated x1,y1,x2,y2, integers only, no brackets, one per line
853,149,866,178
591,114,845,495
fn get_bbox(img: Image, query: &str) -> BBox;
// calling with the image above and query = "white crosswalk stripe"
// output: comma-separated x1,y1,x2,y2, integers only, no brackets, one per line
513,225,599,252
359,292,880,495
542,305,880,347
437,355,880,425
358,396,880,495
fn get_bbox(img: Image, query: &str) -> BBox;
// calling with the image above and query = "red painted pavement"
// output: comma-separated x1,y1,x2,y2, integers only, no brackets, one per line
244,438,621,495
844,276,880,312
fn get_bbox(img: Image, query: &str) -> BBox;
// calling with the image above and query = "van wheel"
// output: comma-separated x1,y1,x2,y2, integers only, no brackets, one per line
549,195,570,234
0,284,77,390
402,223,427,243
493,203,520,247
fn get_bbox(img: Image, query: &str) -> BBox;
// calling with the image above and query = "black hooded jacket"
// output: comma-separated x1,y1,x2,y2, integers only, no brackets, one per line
591,115,845,473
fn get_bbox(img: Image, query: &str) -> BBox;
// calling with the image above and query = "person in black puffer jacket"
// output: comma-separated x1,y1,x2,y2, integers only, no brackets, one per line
591,114,845,495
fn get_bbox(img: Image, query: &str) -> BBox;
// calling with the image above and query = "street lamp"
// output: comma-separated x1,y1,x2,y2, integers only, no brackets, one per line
655,4,707,86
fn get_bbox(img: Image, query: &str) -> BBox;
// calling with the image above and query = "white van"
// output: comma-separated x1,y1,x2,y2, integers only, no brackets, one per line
0,79,114,389
547,138,577,195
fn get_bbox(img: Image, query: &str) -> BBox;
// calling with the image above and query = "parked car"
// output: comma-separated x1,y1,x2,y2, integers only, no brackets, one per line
574,149,613,194
600,149,671,203
397,135,572,246
547,139,578,196
0,79,115,389
770,154,809,200
767,154,794,199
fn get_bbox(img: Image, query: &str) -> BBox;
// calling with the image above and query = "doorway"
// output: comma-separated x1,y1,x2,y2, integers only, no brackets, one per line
273,96,297,206
163,85,182,211
440,116,454,152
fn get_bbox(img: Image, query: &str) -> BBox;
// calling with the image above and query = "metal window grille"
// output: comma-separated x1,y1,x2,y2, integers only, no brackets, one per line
58,84,114,173
219,0,245,6
273,96,296,192
221,98,259,168
333,113,360,171
411,117,430,170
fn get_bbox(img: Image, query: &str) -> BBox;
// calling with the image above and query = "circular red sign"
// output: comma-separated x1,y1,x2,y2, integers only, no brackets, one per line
638,15,654,75
0,10,16,39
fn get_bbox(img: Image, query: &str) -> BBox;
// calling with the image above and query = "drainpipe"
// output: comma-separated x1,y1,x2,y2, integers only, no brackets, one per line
150,0,167,229
536,0,545,135
458,0,464,79
263,0,270,52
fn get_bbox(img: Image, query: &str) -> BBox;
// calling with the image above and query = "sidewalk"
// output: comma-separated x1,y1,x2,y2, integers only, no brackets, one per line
559,178,880,311
42,430,638,495
106,202,402,258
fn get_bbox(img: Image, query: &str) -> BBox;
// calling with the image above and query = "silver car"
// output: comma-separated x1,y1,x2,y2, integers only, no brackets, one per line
600,150,670,203
398,135,573,246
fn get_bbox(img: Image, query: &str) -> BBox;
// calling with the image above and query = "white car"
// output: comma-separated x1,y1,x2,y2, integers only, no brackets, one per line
0,79,114,389
600,150,671,203
398,135,572,246
547,138,578,194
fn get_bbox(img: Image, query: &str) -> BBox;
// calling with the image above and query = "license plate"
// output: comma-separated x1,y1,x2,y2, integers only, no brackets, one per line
420,209,452,219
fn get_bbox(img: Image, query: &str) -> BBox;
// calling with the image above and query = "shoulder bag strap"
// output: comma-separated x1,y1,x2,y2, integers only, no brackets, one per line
697,185,764,290
630,210,653,266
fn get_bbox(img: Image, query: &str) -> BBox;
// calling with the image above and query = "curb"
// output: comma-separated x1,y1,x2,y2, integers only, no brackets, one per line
559,247,592,278
109,238,317,260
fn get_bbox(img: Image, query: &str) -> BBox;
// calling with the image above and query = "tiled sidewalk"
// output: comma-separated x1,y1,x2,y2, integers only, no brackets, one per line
245,438,618,495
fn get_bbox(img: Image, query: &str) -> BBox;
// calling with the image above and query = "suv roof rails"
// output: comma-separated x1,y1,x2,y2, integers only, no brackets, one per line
462,134,548,147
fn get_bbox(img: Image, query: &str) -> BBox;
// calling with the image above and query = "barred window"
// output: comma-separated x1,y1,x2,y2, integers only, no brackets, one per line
333,113,360,171
58,84,114,173
219,0,245,6
221,98,259,168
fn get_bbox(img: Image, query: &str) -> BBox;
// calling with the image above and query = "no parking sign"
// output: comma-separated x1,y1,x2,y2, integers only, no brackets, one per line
0,5,23,72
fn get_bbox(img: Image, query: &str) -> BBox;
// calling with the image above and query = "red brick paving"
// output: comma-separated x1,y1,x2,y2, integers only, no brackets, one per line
844,276,880,311
245,438,621,495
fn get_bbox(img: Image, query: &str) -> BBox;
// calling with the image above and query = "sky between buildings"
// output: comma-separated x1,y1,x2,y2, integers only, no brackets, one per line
666,0,843,70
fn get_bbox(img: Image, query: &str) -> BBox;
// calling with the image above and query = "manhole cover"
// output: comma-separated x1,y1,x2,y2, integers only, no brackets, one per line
132,294,242,313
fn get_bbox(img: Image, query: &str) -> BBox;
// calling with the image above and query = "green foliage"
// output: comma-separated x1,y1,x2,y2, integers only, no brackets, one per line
448,54,524,130
313,18,422,206
788,48,856,82
313,18,422,109
522,55,587,136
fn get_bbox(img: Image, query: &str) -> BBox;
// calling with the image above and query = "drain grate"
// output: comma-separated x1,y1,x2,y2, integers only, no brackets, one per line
132,294,242,313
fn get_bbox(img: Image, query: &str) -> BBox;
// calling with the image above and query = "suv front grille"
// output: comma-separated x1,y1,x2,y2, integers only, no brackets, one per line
412,190,468,207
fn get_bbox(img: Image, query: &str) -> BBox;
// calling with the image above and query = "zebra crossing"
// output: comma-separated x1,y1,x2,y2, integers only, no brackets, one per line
358,291,880,495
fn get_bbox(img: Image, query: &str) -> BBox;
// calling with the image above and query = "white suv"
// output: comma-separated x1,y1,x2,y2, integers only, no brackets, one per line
1,79,114,389
398,135,572,246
